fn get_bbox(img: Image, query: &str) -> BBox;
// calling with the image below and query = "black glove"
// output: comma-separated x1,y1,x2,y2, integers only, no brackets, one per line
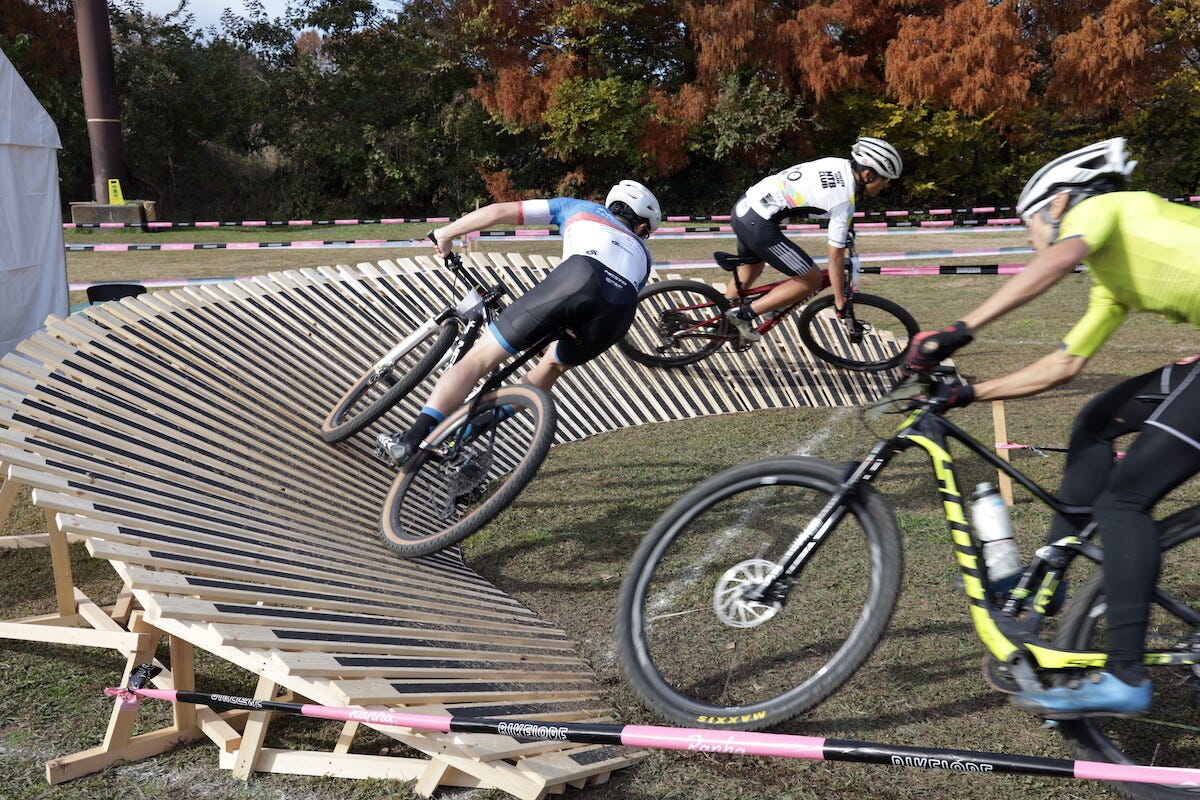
927,381,976,411
903,321,973,374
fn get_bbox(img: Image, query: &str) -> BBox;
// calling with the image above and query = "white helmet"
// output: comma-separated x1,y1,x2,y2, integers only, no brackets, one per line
606,179,662,233
1016,138,1136,221
850,137,903,180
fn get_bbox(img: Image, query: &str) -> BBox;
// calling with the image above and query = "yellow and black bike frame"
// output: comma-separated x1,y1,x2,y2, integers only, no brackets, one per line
838,403,1200,688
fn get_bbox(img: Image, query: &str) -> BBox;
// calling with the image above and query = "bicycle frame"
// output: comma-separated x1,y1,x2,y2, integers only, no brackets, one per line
664,270,835,345
762,393,1200,692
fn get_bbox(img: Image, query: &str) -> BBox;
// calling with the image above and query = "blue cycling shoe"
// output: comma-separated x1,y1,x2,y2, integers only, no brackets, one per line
1009,672,1152,719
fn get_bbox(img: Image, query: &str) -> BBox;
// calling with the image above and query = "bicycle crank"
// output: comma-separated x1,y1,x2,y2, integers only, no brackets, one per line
713,558,784,629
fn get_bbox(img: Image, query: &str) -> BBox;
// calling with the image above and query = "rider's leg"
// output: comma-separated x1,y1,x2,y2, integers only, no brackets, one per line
1044,368,1166,545
725,262,765,301
745,271,822,316
1013,363,1200,717
1094,371,1200,686
381,331,510,462
524,347,571,392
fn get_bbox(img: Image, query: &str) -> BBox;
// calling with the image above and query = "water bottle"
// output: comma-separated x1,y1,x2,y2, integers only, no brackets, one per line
971,482,1021,581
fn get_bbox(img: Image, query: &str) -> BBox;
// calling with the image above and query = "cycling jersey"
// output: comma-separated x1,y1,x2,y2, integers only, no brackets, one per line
736,157,857,248
518,198,652,291
1059,193,1200,358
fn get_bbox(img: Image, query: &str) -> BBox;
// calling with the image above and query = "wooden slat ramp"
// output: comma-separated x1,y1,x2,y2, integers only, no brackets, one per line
0,254,906,798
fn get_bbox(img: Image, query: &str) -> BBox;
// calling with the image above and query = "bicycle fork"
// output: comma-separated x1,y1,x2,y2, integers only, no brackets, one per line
738,445,896,611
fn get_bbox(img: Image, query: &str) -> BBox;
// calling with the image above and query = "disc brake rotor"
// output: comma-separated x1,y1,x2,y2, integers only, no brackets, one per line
713,558,783,629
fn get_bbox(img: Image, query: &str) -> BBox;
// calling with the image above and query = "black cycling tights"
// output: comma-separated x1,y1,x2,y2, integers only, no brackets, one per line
1047,357,1200,681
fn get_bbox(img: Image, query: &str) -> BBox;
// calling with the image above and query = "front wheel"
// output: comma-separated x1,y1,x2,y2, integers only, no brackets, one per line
616,457,903,730
618,279,731,368
796,293,918,372
379,385,557,558
320,318,460,443
1055,506,1200,800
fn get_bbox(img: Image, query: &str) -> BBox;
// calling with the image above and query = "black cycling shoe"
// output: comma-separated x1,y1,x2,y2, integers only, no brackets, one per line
374,433,416,468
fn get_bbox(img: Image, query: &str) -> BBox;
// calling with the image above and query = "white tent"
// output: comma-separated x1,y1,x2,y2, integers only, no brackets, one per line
0,49,68,359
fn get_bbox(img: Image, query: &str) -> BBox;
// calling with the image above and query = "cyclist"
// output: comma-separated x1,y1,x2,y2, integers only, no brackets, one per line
376,180,661,467
902,137,1200,719
722,137,903,342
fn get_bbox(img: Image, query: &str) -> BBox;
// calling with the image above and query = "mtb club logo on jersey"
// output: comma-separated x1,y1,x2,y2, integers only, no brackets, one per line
819,170,846,189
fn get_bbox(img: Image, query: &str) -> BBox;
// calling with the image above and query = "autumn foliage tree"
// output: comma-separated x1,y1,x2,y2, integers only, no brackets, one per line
6,0,1199,218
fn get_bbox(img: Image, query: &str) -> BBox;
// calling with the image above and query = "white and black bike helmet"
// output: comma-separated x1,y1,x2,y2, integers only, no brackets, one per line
606,179,662,235
850,137,903,181
1016,138,1136,222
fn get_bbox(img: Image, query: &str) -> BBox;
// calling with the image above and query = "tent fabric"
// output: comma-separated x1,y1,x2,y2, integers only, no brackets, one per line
0,50,68,359
0,51,61,148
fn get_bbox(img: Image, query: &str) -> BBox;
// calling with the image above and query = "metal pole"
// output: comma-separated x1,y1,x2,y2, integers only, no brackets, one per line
73,0,127,204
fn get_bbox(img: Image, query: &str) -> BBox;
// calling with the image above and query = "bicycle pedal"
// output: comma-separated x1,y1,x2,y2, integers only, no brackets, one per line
980,654,1021,695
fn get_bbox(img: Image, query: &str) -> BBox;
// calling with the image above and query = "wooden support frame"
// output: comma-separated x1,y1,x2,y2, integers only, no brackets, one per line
0,258,905,798
991,400,1015,506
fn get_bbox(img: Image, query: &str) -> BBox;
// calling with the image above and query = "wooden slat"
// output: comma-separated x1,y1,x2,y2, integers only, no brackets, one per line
0,255,903,797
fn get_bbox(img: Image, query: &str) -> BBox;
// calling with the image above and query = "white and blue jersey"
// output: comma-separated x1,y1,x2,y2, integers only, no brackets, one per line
518,198,653,292
487,197,650,366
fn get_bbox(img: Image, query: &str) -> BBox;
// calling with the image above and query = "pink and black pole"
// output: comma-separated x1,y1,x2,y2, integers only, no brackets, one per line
106,665,1200,789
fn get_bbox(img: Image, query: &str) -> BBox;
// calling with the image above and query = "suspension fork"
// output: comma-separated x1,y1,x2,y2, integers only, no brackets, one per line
744,441,901,602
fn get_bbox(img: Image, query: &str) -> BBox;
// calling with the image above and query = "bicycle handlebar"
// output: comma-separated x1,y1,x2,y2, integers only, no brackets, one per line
867,367,964,420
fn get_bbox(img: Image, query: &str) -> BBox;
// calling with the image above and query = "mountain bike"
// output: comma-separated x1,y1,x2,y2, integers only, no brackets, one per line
616,368,1200,800
376,332,558,558
618,234,919,371
320,247,504,444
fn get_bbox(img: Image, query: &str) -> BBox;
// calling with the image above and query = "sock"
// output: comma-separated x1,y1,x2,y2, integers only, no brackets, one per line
402,407,445,446
1107,661,1148,686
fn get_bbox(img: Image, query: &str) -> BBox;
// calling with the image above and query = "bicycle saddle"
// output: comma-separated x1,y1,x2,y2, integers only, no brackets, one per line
714,252,757,272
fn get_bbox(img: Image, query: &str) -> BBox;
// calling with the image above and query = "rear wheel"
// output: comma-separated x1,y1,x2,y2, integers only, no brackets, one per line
796,293,918,372
379,385,557,557
1055,506,1200,800
616,457,903,729
618,279,730,368
321,319,459,443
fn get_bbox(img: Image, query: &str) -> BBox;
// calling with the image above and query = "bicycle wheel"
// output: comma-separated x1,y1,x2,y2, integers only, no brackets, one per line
379,385,557,558
1055,506,1200,800
616,457,903,730
320,318,459,443
618,279,730,368
796,293,919,372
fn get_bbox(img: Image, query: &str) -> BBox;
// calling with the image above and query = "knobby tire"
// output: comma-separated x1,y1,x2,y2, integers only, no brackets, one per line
379,385,557,558
796,293,918,372
320,318,459,443
616,457,903,730
1055,505,1200,800
618,279,730,368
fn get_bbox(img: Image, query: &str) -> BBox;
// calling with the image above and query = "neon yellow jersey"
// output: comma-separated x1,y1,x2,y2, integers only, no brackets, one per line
1059,192,1200,358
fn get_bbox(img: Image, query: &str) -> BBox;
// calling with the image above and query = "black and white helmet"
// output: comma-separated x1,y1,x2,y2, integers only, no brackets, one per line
1016,138,1136,221
606,179,662,234
850,137,903,180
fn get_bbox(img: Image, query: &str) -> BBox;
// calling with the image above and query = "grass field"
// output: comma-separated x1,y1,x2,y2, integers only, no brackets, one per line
2,227,1198,800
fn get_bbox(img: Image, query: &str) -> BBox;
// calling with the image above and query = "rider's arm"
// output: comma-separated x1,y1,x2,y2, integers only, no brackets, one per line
826,243,847,312
972,348,1088,401
431,202,524,256
971,283,1125,401
959,237,1089,332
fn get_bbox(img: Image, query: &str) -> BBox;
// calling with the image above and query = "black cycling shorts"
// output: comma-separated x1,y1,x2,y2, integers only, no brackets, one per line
731,204,817,278
491,254,638,366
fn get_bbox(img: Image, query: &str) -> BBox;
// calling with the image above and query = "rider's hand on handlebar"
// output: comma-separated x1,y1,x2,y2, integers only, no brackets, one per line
921,377,976,412
428,228,454,258
902,320,974,374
